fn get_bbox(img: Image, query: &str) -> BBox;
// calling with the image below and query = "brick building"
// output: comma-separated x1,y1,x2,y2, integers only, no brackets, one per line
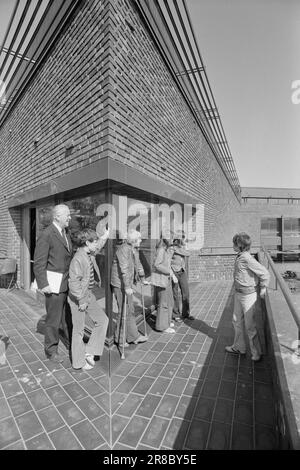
0,0,245,342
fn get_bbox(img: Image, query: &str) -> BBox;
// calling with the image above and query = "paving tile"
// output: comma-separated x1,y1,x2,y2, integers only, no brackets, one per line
63,382,88,401
231,422,254,450
236,381,253,401
92,413,110,444
2,440,25,450
155,394,179,419
0,366,14,383
93,392,110,414
13,363,31,378
234,400,253,426
162,418,190,450
45,385,70,406
19,374,41,393
163,342,179,353
254,367,272,384
25,432,55,450
6,354,24,367
130,362,150,377
80,377,106,396
148,377,172,396
222,365,238,382
111,414,130,445
255,400,275,427
37,371,58,389
254,382,273,401
185,419,210,450
115,375,140,394
150,342,167,352
238,366,253,383
194,396,215,422
140,351,160,363
27,388,52,411
115,393,144,417
118,415,150,448
7,393,33,416
110,374,125,392
114,362,136,376
156,352,173,364
136,394,162,418
205,365,223,382
20,351,39,364
140,415,170,448
77,395,107,420
201,380,219,398
0,417,21,449
166,377,188,396
218,380,236,400
175,364,193,379
174,395,197,421
56,400,86,426
1,377,22,397
255,424,278,450
0,397,12,420
52,369,74,386
37,406,65,432
16,343,33,354
207,421,231,450
111,391,127,414
169,352,185,364
213,398,234,424
131,376,155,395
15,410,44,440
49,425,83,450
183,378,203,397
160,363,179,379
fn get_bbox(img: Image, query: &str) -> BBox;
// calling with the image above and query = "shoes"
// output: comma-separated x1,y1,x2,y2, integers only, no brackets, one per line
164,327,175,334
170,322,175,328
173,316,183,323
47,353,64,363
133,335,148,344
183,314,195,321
225,345,246,355
82,361,94,370
251,354,261,362
85,354,95,367
114,342,129,348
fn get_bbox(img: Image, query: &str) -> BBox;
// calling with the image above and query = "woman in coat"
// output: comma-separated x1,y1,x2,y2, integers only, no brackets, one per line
152,238,177,333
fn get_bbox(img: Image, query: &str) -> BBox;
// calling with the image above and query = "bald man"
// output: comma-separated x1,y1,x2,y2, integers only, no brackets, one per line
34,204,72,363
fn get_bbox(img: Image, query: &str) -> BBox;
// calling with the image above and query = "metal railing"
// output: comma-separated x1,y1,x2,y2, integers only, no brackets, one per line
260,246,300,348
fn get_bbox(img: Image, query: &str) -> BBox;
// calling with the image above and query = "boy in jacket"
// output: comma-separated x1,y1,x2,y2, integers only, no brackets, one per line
225,232,270,362
68,229,109,370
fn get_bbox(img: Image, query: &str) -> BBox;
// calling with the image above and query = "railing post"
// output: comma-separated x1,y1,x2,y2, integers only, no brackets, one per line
298,329,300,356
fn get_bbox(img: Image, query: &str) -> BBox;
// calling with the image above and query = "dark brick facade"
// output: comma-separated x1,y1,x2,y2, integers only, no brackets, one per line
0,0,242,283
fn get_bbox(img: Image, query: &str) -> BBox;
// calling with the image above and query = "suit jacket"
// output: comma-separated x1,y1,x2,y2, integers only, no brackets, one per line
33,223,73,292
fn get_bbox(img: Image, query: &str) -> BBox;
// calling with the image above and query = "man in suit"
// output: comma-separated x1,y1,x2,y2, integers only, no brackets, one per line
34,204,72,363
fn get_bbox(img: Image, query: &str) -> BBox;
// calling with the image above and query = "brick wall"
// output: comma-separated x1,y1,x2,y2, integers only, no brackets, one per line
0,0,243,281
189,253,235,282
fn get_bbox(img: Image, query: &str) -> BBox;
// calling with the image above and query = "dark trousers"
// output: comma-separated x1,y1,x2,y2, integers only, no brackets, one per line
44,292,70,356
172,269,190,317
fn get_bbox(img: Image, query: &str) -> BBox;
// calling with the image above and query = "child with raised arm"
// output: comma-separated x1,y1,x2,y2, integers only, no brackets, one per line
225,232,270,362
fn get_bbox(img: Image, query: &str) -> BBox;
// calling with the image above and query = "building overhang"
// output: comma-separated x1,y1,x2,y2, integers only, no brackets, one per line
7,156,198,208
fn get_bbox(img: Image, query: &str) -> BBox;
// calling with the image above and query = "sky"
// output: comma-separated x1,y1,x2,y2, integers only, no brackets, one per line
1,1,300,189
187,0,300,188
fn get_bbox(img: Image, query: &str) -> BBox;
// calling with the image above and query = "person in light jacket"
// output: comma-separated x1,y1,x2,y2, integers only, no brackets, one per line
225,232,270,362
68,229,109,370
152,238,178,333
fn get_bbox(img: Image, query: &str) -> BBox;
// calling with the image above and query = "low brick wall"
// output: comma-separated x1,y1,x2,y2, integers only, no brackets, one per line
188,253,235,282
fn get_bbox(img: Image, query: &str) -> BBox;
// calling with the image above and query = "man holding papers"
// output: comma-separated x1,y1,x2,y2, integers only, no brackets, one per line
34,204,72,363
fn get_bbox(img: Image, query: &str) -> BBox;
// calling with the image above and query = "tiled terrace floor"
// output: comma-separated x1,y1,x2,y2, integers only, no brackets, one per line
0,281,278,450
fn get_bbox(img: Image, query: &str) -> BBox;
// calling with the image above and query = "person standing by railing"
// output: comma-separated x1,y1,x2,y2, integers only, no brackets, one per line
225,232,270,362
